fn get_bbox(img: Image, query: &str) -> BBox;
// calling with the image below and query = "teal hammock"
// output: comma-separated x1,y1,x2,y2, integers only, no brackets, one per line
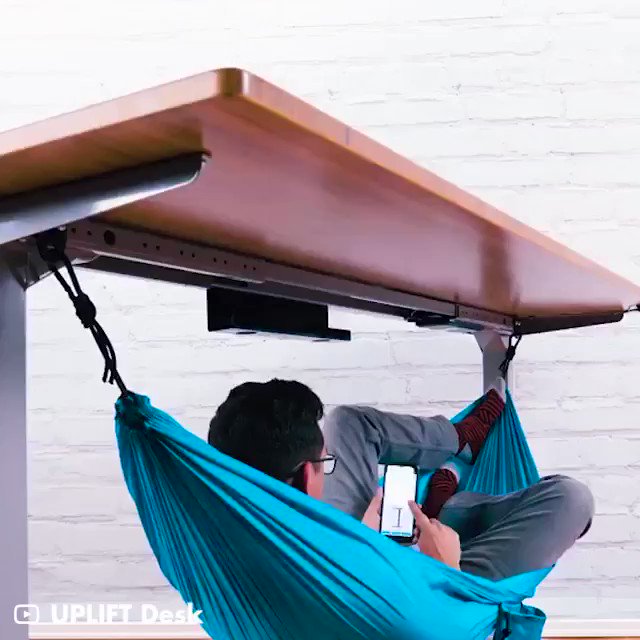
116,390,549,640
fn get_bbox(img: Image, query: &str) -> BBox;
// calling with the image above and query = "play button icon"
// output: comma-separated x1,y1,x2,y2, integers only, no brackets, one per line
14,604,39,624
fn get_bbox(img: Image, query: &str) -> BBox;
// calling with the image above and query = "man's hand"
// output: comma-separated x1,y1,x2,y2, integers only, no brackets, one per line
408,501,461,570
362,489,382,530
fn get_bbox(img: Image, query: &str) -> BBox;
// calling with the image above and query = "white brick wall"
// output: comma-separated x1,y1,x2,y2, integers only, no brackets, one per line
3,0,640,622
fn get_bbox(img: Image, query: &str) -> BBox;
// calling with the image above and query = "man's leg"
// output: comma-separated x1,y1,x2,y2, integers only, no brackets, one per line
439,475,595,580
323,405,458,519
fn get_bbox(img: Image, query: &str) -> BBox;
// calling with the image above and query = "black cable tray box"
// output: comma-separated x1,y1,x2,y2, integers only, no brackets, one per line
207,287,351,341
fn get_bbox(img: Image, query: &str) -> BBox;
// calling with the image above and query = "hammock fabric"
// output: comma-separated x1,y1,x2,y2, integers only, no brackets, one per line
416,393,540,502
116,390,549,640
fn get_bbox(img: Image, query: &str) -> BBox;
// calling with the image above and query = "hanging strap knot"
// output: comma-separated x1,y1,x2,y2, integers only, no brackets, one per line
36,230,128,396
499,335,522,378
73,292,97,328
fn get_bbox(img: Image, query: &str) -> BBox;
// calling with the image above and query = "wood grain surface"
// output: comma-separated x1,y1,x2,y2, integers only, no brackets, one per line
1,68,639,317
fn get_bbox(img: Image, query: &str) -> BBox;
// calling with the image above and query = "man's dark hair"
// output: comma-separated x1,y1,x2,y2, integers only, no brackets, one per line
208,379,324,481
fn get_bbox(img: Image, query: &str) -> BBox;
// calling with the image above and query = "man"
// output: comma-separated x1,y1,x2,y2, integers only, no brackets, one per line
208,379,594,580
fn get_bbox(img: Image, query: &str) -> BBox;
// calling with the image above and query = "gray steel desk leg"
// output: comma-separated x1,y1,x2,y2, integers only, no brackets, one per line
0,258,28,639
475,330,510,393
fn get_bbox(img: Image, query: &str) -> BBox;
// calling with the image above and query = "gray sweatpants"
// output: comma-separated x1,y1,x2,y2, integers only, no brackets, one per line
322,405,595,581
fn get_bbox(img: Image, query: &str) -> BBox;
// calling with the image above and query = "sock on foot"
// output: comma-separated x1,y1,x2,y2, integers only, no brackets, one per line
454,389,505,463
422,468,458,519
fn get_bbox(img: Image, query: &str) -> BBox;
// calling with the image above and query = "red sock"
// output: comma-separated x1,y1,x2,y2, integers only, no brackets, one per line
454,389,505,463
422,468,458,519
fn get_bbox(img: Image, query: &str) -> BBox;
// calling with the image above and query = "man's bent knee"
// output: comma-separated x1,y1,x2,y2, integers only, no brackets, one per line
543,474,595,539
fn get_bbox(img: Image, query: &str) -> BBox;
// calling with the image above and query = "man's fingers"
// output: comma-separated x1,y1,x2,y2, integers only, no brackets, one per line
408,501,432,529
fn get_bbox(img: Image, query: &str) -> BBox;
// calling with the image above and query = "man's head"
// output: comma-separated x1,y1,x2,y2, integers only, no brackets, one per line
208,379,327,499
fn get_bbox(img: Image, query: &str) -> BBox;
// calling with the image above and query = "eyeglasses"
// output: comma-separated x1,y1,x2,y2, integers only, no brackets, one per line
287,453,338,477
318,454,337,475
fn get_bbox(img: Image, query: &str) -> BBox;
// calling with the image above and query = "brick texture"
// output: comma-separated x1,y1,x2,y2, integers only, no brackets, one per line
2,0,640,622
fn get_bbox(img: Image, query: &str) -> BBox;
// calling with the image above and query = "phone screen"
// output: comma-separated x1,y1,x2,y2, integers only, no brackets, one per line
380,465,418,539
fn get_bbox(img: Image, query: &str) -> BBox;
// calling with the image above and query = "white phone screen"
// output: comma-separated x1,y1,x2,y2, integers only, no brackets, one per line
380,465,417,538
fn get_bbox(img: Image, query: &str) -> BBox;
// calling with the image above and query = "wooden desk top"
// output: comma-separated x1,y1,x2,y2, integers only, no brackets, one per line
1,68,639,317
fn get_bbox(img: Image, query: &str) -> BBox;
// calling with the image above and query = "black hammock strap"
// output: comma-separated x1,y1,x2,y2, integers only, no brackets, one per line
499,334,522,378
36,231,128,396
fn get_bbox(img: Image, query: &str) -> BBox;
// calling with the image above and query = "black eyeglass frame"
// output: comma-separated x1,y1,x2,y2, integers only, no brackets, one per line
286,454,338,478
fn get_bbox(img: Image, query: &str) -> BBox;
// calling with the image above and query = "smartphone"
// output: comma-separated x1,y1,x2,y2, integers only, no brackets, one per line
379,464,418,542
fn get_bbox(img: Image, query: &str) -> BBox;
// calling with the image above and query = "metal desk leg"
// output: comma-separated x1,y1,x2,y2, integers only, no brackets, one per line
475,330,510,393
0,259,28,639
